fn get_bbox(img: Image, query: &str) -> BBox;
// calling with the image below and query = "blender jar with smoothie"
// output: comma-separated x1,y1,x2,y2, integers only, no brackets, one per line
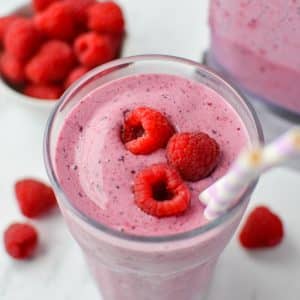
44,55,263,300
207,0,300,115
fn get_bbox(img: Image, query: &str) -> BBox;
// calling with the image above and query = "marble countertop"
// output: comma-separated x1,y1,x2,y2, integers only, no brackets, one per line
1,1,300,299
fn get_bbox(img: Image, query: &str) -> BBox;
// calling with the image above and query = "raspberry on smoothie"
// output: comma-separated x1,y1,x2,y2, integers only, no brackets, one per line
167,132,220,181
121,106,175,155
134,163,191,217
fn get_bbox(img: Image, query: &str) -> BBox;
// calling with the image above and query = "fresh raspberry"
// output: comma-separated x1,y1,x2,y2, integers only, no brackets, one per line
24,83,63,100
15,179,57,218
166,132,220,182
239,206,284,249
32,0,61,12
35,2,77,41
107,33,124,58
74,32,114,68
0,52,26,85
121,107,175,155
64,0,95,25
87,2,125,34
0,15,21,46
64,66,89,88
4,223,38,259
4,19,42,60
25,40,76,84
134,164,190,218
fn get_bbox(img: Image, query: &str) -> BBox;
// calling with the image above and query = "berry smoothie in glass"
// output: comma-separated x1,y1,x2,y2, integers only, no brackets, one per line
207,0,300,115
44,55,263,300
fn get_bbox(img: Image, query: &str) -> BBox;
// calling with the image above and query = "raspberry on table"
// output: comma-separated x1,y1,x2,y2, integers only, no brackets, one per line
87,1,125,34
0,52,26,85
239,206,284,249
35,2,77,41
15,178,57,218
64,66,89,88
121,107,175,155
166,132,220,182
4,223,38,259
0,15,21,46
74,32,114,68
32,0,61,12
24,83,63,99
25,40,76,84
134,164,190,218
4,19,42,61
64,0,96,25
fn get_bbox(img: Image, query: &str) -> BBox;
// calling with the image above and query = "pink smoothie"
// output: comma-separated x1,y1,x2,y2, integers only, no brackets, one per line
49,65,260,300
209,0,300,114
55,73,249,236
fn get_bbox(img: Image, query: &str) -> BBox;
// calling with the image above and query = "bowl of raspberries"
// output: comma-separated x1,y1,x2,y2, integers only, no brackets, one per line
0,0,125,109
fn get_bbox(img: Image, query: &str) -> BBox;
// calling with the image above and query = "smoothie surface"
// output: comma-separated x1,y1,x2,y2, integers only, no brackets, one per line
55,73,249,236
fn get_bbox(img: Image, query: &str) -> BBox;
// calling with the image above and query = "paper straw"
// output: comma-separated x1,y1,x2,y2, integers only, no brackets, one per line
262,127,300,167
200,127,300,220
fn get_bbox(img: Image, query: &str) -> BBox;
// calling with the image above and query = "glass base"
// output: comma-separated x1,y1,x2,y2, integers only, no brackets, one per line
87,254,216,300
203,51,300,170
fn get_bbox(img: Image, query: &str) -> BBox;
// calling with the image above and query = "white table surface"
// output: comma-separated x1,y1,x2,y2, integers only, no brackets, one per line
1,1,300,299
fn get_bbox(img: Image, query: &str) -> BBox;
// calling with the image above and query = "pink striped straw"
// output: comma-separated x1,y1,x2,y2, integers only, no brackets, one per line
200,127,300,220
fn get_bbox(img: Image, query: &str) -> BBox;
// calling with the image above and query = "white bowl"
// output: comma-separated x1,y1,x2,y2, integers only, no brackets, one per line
0,77,58,111
0,3,59,112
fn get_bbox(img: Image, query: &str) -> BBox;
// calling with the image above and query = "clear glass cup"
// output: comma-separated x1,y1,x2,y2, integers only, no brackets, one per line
44,55,263,300
207,0,300,116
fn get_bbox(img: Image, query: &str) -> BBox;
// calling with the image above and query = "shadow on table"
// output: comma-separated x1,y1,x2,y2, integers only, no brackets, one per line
205,237,297,300
245,237,298,267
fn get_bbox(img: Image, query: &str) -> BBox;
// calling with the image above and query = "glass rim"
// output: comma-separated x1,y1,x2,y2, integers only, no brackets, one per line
44,54,264,244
